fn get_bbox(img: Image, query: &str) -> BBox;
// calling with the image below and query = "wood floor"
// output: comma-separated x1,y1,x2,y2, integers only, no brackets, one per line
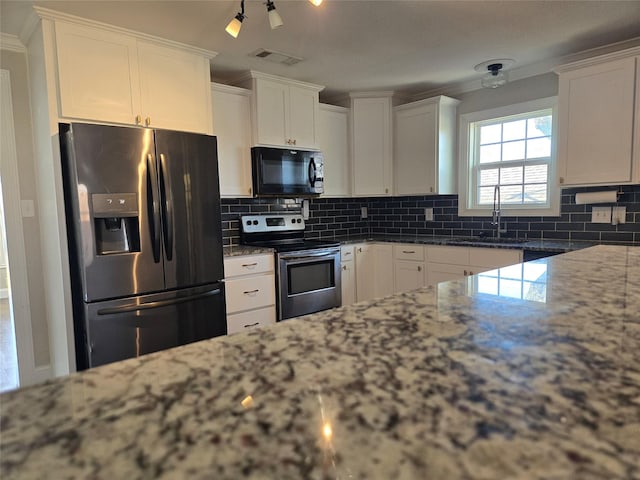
0,298,19,392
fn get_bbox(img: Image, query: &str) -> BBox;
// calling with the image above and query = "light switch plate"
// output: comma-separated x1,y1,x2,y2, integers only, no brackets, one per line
361,206,368,219
612,206,626,224
591,206,611,223
425,208,434,221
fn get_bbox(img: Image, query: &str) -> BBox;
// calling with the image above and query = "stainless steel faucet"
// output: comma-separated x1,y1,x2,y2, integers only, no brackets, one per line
491,185,506,238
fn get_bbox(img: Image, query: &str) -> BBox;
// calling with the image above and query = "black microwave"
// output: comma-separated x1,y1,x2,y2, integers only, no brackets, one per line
251,147,324,197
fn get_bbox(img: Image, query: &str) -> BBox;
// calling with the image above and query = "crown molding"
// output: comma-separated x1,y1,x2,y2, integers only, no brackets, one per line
0,33,26,53
233,70,325,92
25,6,218,59
211,82,251,96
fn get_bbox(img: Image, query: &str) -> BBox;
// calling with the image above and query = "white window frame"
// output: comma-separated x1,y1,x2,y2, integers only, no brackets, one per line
458,97,560,217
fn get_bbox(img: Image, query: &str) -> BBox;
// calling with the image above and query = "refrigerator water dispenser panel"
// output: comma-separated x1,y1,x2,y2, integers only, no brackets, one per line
92,193,140,255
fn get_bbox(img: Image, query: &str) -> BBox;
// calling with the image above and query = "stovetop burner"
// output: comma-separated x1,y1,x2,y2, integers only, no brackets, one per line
240,214,339,252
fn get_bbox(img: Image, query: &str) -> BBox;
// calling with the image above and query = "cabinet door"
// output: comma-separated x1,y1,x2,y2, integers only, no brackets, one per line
352,97,392,196
212,85,253,197
254,78,288,146
55,21,141,125
137,41,212,134
557,56,636,185
355,244,375,302
341,261,356,306
318,104,350,196
373,243,394,297
427,263,467,286
468,247,522,270
394,103,437,195
288,85,318,149
394,260,426,293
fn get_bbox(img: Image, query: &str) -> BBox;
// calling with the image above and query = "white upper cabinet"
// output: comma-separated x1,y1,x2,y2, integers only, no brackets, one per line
350,93,394,196
211,83,253,197
54,19,214,134
238,71,323,149
318,104,350,197
394,96,460,195
555,48,640,186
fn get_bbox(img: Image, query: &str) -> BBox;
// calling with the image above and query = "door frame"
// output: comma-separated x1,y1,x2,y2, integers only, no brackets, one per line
1,69,50,386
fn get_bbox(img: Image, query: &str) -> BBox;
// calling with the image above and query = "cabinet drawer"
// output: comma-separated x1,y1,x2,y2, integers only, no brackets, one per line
225,254,274,277
225,275,275,314
426,246,469,265
341,245,355,263
468,247,522,269
393,244,424,261
227,306,276,335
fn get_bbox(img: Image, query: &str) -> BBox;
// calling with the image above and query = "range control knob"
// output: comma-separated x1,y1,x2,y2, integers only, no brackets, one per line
253,220,259,225
246,220,251,226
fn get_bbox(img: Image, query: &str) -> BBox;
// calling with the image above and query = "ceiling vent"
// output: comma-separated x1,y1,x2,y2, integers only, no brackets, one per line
251,48,303,66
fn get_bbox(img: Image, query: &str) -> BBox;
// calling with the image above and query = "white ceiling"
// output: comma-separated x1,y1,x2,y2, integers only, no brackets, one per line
2,0,640,99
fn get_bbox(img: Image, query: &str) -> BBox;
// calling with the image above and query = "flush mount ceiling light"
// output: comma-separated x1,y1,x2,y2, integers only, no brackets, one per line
474,59,515,89
226,0,322,38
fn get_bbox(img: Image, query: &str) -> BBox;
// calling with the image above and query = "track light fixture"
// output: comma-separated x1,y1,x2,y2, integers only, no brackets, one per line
266,1,283,29
225,0,245,38
226,0,322,38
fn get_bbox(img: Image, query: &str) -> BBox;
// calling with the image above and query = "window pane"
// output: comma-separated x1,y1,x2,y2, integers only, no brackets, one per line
524,164,547,183
501,185,523,204
479,186,495,205
480,144,501,163
527,137,551,159
480,124,501,145
477,276,498,295
499,279,524,299
500,166,523,185
503,119,526,141
479,168,499,186
502,140,525,161
524,184,547,203
527,115,552,138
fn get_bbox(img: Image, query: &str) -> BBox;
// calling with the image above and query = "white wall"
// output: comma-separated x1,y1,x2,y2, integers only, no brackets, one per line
0,48,51,368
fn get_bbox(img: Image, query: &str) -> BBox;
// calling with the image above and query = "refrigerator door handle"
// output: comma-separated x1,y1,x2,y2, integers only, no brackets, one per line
97,288,222,315
147,154,161,263
159,153,175,261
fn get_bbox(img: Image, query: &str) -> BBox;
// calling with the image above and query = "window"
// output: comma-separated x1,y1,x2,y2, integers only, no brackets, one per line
459,97,559,217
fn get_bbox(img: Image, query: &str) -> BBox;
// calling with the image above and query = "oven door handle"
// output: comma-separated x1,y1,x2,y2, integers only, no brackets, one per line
280,251,339,261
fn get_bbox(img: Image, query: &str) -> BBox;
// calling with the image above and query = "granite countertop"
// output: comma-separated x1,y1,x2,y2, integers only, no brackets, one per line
2,245,639,479
336,234,597,253
223,244,274,257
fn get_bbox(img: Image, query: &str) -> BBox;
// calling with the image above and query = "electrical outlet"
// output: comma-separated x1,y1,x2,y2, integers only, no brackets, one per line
591,206,611,223
361,206,368,219
612,206,626,225
425,208,434,221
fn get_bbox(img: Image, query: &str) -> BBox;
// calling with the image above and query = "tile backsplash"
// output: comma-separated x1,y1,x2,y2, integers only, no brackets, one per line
221,185,640,246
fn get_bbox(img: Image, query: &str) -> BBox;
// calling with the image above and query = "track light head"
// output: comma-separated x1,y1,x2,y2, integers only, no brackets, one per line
266,1,283,29
308,0,323,5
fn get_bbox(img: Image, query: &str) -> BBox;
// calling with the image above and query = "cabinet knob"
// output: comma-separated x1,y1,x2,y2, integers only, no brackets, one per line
385,188,389,194
293,139,297,145
342,265,347,270
430,186,434,193
464,270,468,276
417,266,422,272
145,116,151,126
248,187,252,195
559,177,565,184
135,115,142,124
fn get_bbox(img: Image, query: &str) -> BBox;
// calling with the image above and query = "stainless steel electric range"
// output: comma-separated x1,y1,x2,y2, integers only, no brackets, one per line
240,214,341,321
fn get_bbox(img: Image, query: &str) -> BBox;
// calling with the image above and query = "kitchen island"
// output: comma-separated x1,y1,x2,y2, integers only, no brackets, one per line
1,245,639,479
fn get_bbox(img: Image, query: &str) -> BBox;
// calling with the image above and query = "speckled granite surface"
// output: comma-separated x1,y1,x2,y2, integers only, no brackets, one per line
2,245,639,479
223,244,274,257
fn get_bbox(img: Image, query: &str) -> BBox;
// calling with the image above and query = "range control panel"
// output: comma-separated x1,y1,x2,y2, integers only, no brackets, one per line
241,214,305,233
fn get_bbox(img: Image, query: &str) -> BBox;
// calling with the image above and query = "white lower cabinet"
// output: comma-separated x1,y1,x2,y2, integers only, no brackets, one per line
426,245,523,286
353,243,393,302
224,254,276,334
393,244,426,293
340,245,356,306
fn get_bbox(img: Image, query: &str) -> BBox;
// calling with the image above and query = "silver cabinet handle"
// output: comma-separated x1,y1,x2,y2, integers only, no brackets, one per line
242,262,258,268
402,250,416,254
243,289,259,295
244,322,259,328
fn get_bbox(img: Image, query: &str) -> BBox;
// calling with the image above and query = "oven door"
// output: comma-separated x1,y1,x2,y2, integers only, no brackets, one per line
277,248,341,320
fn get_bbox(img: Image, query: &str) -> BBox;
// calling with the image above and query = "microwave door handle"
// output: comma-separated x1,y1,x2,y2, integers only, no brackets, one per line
146,154,161,263
308,158,317,186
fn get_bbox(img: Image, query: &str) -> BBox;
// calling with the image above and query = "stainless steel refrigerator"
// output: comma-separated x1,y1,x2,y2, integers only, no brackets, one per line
59,123,226,370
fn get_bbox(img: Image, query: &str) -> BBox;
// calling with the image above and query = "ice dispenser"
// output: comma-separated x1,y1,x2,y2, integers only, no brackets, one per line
92,193,140,255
